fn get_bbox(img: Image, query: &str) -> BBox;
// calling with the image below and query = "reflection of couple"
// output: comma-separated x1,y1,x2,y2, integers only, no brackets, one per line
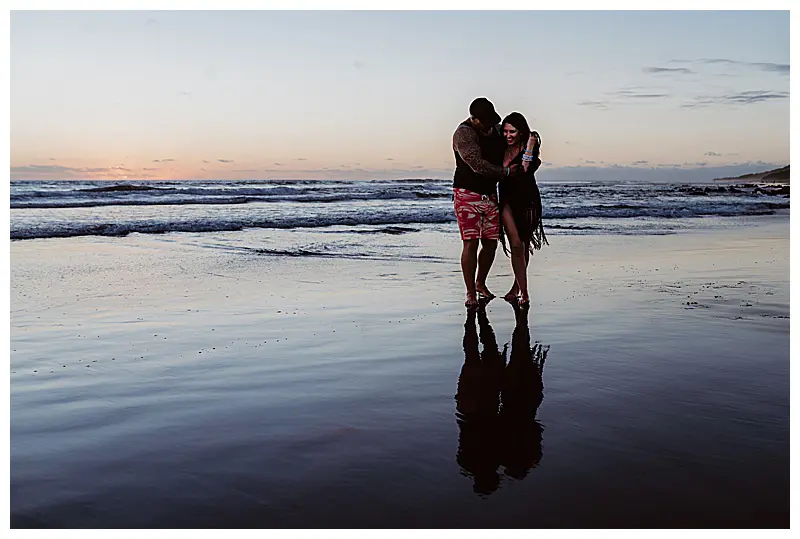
453,97,548,308
455,302,548,496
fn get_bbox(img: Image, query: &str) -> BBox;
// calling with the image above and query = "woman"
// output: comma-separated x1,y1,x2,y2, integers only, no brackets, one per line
498,112,548,305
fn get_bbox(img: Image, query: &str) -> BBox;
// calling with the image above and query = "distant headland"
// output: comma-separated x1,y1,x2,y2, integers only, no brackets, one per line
714,165,789,184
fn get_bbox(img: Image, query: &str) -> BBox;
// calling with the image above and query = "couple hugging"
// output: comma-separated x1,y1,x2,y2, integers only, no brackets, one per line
453,97,548,309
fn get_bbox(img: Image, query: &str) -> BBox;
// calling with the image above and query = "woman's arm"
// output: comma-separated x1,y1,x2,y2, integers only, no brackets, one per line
521,131,542,174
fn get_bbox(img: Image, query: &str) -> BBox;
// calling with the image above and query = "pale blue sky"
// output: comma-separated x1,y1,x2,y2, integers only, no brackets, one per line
10,10,790,180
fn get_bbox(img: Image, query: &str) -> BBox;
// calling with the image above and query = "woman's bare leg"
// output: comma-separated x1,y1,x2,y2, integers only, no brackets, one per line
501,206,528,302
504,240,533,300
520,242,531,304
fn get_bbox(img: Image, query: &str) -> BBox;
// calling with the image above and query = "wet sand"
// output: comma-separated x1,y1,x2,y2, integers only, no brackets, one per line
10,217,789,528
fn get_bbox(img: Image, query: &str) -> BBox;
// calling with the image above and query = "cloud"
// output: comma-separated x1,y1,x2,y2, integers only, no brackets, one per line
273,162,283,166
143,167,158,171
751,62,790,74
671,58,789,75
643,67,694,75
577,100,610,110
48,157,56,161
612,89,670,99
202,160,210,163
750,160,774,167
584,160,597,164
153,158,175,163
11,163,143,179
704,151,721,157
353,60,366,70
632,160,649,165
178,91,192,97
579,88,668,110
11,164,107,174
294,158,307,161
385,158,394,161
682,90,789,108
700,58,789,74
217,159,234,163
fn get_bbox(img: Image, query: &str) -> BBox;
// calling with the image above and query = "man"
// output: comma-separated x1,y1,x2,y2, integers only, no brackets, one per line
453,97,517,308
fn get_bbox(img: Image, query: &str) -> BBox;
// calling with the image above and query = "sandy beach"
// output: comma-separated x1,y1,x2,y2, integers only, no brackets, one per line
10,215,788,528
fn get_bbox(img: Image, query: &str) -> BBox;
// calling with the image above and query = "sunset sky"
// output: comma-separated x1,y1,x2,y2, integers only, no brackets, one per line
10,9,790,181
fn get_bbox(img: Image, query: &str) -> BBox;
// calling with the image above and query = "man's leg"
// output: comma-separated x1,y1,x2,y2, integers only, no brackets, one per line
475,197,501,298
476,239,497,298
461,239,480,306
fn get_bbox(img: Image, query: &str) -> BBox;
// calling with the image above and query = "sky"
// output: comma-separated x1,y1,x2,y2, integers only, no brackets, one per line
9,9,791,181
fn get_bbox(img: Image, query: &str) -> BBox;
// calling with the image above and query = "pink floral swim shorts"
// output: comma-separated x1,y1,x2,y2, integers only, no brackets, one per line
453,188,500,241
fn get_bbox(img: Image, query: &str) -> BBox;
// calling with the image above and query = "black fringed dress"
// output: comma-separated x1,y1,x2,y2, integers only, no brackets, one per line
498,143,548,255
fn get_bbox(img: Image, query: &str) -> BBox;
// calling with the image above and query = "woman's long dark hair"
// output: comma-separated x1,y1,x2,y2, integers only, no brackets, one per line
503,112,541,162
502,112,529,141
502,112,537,150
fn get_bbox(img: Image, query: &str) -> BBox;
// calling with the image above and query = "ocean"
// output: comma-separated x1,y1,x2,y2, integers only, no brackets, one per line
10,178,790,243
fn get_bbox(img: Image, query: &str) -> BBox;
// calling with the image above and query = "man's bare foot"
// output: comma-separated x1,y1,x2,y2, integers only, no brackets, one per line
475,282,495,299
465,292,479,309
